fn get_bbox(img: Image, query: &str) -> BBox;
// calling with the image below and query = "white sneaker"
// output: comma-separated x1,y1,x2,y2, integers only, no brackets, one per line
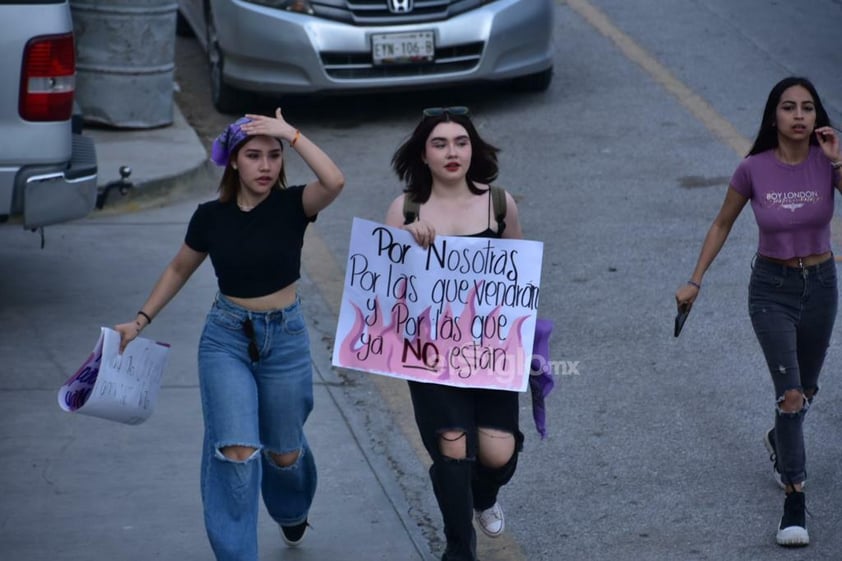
475,502,504,538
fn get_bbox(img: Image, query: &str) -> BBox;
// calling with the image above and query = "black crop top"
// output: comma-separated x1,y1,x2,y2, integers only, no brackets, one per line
184,186,316,298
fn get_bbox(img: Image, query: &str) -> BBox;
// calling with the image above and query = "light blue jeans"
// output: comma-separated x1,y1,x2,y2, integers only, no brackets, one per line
198,293,317,561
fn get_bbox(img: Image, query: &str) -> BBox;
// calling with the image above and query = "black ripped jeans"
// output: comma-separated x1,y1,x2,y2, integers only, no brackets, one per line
408,381,524,561
748,255,837,485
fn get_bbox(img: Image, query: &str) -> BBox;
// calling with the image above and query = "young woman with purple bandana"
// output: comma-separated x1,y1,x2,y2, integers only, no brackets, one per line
675,77,842,547
114,108,344,560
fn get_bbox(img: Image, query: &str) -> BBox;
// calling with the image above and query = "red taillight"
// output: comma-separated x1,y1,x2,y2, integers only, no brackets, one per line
19,33,76,122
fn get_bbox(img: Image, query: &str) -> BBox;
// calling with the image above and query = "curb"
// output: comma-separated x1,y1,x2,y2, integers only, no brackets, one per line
92,159,219,216
85,102,214,216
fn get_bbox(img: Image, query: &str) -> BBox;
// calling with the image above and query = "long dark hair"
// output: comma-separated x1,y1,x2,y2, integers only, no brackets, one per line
391,112,500,203
218,136,286,203
747,76,832,156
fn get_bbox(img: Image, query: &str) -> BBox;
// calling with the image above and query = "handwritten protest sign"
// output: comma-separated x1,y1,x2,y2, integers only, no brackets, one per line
58,327,170,425
332,218,543,392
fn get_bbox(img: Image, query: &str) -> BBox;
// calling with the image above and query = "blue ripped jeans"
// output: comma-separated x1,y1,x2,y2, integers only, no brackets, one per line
197,294,317,561
748,255,838,486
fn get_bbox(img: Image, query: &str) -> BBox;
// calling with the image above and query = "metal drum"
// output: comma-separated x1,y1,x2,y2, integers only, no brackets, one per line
70,0,176,128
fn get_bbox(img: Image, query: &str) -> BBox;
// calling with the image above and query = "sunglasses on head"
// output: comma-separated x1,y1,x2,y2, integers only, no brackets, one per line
422,106,470,118
243,317,260,362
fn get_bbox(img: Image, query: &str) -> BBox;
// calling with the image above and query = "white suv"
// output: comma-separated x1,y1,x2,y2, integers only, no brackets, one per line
0,0,98,234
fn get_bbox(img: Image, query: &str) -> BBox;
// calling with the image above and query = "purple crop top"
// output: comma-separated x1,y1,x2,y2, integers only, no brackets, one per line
730,146,839,260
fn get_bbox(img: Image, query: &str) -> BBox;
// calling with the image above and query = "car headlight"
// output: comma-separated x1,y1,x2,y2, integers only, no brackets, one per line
242,0,314,14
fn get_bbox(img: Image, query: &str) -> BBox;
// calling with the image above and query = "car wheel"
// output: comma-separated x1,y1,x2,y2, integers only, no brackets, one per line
206,11,247,114
175,10,193,37
511,67,553,93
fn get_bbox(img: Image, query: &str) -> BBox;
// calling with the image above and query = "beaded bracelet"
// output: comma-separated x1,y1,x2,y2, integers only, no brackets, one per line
686,280,701,290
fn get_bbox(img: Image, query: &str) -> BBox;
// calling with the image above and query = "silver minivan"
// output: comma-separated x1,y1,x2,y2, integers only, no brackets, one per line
177,0,555,113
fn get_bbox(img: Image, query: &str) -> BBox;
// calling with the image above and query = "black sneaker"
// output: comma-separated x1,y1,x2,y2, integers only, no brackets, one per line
763,428,785,489
776,491,809,546
280,519,308,548
764,428,808,490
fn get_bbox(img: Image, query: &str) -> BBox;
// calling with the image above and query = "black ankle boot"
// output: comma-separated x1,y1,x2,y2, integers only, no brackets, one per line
776,491,809,547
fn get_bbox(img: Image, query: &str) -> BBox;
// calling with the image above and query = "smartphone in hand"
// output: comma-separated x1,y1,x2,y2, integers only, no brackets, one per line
674,302,692,338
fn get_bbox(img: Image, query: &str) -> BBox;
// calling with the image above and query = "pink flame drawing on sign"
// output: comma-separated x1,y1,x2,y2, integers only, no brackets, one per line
339,284,530,390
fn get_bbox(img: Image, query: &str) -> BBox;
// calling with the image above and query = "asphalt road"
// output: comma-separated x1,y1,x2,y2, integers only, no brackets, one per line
176,1,842,557
5,1,842,560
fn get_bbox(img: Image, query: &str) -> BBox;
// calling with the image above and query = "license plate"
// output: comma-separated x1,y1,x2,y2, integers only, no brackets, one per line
371,31,434,65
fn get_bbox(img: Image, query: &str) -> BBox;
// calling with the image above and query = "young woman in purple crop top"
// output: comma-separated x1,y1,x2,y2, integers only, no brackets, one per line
384,107,524,561
676,77,842,548
112,109,345,560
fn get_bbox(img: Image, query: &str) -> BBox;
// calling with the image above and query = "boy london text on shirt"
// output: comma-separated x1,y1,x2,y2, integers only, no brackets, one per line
730,146,836,260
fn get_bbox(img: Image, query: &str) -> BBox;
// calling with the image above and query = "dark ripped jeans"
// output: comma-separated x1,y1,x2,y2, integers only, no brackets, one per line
748,254,838,485
408,381,524,561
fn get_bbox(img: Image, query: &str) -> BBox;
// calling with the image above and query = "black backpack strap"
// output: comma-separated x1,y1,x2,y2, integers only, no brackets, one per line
402,194,419,225
490,185,507,235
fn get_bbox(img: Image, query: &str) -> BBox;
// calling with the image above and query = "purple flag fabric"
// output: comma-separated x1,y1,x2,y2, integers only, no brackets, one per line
529,318,555,439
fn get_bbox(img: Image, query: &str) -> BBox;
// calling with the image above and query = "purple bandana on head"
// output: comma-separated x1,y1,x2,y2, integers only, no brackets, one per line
210,117,252,166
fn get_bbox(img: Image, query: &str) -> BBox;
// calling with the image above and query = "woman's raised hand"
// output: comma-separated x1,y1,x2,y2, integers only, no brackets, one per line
242,108,297,144
816,126,841,162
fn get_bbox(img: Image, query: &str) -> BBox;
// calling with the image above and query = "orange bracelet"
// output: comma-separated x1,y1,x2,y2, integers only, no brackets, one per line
291,129,301,147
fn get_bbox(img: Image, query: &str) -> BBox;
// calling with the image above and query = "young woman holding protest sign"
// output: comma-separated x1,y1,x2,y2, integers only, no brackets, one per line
384,106,525,561
114,109,344,561
675,77,841,547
